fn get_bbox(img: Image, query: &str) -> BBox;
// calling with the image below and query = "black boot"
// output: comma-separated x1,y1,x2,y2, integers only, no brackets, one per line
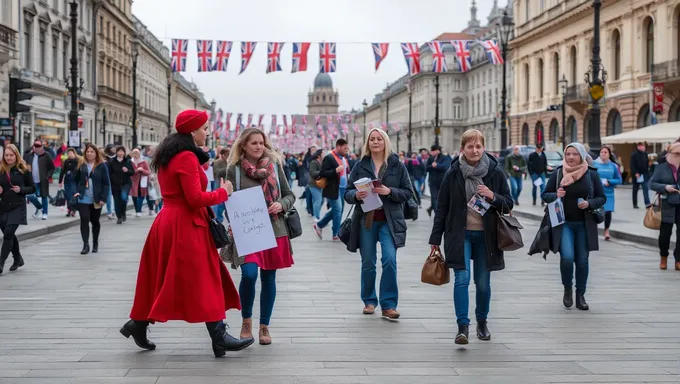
9,257,24,272
576,294,589,311
206,321,254,357
563,286,573,308
455,324,469,345
476,320,491,341
80,243,90,255
92,241,98,253
120,320,156,350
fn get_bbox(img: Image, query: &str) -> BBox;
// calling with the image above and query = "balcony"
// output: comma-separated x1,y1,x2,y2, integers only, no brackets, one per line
565,84,589,103
652,59,680,83
0,24,18,65
97,85,132,104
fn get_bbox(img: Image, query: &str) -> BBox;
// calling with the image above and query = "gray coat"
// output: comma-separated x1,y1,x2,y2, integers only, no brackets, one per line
649,162,680,223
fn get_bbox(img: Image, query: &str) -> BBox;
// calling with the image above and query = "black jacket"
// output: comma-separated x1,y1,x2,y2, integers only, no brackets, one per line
527,151,548,174
319,151,346,200
0,166,36,225
428,153,513,271
59,158,79,184
542,167,607,253
630,150,650,177
405,158,426,180
23,151,55,197
426,153,452,187
107,156,134,190
76,162,111,204
649,162,680,224
344,153,412,253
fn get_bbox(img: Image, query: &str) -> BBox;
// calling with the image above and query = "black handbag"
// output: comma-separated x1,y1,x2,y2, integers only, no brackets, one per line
338,206,354,246
404,177,419,221
207,207,230,249
283,206,302,239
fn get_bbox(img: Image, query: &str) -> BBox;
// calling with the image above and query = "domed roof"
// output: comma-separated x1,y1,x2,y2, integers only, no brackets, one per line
314,73,333,89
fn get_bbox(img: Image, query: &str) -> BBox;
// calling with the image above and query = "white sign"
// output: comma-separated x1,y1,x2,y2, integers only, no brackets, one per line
224,186,277,256
68,130,81,147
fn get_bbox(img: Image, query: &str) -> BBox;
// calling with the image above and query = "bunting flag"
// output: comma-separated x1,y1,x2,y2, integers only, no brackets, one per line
196,40,213,72
171,39,188,72
246,114,253,127
213,41,232,72
429,41,447,73
240,42,257,74
292,42,311,73
452,40,472,72
213,109,222,136
257,114,265,129
392,122,400,132
401,43,421,75
222,113,232,141
266,42,284,73
236,113,243,129
372,43,389,71
319,42,336,73
282,115,289,134
481,40,504,64
271,115,277,131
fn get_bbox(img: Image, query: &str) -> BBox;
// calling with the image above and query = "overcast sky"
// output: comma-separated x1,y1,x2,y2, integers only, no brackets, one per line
133,0,502,116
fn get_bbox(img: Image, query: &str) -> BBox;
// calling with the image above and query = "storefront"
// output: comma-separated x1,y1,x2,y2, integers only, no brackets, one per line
34,113,67,147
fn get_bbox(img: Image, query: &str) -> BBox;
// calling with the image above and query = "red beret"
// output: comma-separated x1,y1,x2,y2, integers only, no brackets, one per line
175,109,208,134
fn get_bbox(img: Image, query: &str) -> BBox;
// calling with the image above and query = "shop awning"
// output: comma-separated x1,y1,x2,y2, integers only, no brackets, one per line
139,140,159,147
602,122,680,145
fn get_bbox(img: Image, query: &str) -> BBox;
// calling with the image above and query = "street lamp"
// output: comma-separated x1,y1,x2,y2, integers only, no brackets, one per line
68,1,80,149
100,108,107,145
167,74,172,135
362,98,368,148
497,10,514,149
131,37,139,148
584,0,606,155
433,75,440,147
406,80,413,154
558,74,568,150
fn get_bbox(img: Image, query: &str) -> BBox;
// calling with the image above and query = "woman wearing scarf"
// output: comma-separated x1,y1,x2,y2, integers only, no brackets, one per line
308,149,325,220
542,142,606,311
225,127,295,346
429,129,513,345
650,141,680,271
129,148,152,217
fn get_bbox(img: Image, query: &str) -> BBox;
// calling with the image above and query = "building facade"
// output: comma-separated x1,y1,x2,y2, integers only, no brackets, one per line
351,1,513,154
510,0,680,148
18,0,97,152
169,72,209,130
133,15,169,147
307,73,339,115
0,0,18,134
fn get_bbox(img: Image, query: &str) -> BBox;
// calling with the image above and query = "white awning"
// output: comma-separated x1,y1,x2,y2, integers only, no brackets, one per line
139,140,159,147
602,122,680,145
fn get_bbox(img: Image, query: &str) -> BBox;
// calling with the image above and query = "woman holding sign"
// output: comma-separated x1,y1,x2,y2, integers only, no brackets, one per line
122,109,254,358
225,127,296,346
344,128,413,320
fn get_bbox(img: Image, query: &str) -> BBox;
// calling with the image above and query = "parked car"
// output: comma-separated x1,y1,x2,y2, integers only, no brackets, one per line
545,150,563,176
498,145,536,175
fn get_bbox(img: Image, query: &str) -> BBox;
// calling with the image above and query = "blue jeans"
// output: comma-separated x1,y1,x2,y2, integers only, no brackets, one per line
509,176,523,202
27,182,49,214
63,180,78,212
305,186,314,216
106,187,114,215
360,221,398,310
239,262,277,326
211,203,226,223
412,178,423,199
317,187,345,236
134,196,155,213
530,173,546,203
309,186,323,220
429,183,440,211
454,230,491,325
113,185,131,219
559,221,589,295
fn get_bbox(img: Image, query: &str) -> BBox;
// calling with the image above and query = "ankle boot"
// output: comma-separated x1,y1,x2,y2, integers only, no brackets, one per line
120,320,156,350
455,324,469,345
476,320,491,341
576,294,589,311
563,286,573,308
81,243,90,255
9,257,24,272
205,321,254,357
92,241,99,253
660,256,668,270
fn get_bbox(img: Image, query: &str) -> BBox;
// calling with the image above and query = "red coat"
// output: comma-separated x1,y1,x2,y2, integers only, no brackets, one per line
129,150,240,323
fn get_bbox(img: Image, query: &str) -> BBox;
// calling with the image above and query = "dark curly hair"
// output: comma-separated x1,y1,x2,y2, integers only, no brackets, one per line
150,133,209,172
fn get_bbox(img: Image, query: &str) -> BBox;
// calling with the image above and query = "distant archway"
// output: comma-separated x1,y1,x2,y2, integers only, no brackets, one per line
521,123,530,145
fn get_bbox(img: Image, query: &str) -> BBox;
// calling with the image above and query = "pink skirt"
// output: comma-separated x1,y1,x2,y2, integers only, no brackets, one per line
243,236,294,271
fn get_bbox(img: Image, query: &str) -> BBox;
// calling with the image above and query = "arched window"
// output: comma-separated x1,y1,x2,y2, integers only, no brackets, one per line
612,29,621,80
524,63,530,102
567,116,578,142
553,52,560,94
538,58,544,98
637,104,651,128
606,109,623,136
535,121,544,145
549,118,559,142
322,94,326,102
570,46,577,84
521,123,529,145
645,17,654,73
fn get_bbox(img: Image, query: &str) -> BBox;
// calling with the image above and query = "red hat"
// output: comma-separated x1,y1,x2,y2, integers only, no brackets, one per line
175,109,208,134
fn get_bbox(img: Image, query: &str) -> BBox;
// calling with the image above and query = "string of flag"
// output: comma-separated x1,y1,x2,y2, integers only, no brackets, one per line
171,40,504,75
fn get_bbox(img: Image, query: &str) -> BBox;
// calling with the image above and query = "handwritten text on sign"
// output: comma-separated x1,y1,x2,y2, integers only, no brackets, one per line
224,186,277,255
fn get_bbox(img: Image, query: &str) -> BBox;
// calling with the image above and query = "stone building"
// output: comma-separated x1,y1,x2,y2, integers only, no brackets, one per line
169,72,209,129
307,73,339,115
510,0,680,150
0,0,18,133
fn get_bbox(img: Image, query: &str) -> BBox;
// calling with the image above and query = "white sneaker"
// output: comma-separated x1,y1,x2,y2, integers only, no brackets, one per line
136,212,142,218
32,211,39,219
41,213,47,220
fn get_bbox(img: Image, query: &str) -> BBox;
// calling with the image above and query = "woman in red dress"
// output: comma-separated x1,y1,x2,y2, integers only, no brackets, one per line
120,109,254,357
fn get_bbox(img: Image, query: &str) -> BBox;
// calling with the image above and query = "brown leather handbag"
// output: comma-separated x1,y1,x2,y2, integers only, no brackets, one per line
421,248,450,286
643,194,662,230
497,211,524,251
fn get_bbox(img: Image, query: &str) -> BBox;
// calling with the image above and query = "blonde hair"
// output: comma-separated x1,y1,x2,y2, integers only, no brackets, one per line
460,129,485,147
361,128,392,159
228,127,282,166
0,144,29,174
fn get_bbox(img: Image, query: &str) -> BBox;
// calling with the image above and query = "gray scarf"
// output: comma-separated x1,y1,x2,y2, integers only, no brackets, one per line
459,153,490,200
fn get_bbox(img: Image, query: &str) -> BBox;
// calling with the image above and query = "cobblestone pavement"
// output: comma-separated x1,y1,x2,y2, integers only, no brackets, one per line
0,199,678,384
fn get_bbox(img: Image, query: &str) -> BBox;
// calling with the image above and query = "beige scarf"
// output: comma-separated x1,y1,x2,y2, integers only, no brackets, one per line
560,159,588,186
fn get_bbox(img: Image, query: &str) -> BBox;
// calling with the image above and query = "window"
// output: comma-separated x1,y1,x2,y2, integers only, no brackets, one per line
539,0,545,12
63,39,69,79
488,69,492,84
538,58,544,98
52,34,58,78
454,79,461,90
476,94,480,117
524,0,529,22
483,91,487,115
39,29,46,73
553,53,560,94
612,29,621,80
86,51,91,85
482,72,486,84
570,46,577,84
79,0,84,26
488,93,492,115
524,63,530,102
645,18,654,73
453,102,462,119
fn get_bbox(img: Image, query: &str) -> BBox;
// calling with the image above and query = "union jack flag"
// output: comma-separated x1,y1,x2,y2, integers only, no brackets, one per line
372,43,389,71
239,42,257,74
266,42,284,73
222,113,232,141
235,113,243,137
171,39,188,72
315,115,321,126
292,42,311,73
481,40,504,64
271,115,277,132
319,42,336,73
196,40,213,72
428,41,447,73
213,41,232,72
283,115,289,134
257,114,265,129
301,116,308,125
247,114,253,127
392,122,401,132
400,43,421,75
452,40,472,72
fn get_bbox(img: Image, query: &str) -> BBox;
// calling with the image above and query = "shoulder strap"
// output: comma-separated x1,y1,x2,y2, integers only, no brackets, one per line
273,163,281,193
235,166,240,191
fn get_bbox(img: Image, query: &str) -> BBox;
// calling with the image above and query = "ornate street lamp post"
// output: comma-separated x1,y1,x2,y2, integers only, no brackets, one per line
131,38,139,148
406,80,413,154
558,75,568,150
361,99,368,150
497,10,514,149
584,0,607,155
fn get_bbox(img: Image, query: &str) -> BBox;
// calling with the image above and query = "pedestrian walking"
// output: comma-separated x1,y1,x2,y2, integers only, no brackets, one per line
426,145,451,216
505,145,527,205
74,143,110,255
593,146,622,240
630,142,651,208
24,140,55,220
428,129,513,344
313,139,350,241
122,109,253,357
649,141,680,271
129,148,153,217
58,148,79,217
108,147,134,224
528,144,548,206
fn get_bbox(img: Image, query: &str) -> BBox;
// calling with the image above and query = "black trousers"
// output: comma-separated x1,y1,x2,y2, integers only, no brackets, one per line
78,203,102,244
604,211,612,229
0,223,20,263
659,205,680,261
113,187,129,219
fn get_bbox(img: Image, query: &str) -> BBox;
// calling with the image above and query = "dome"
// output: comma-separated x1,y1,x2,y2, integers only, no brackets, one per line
313,73,333,89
